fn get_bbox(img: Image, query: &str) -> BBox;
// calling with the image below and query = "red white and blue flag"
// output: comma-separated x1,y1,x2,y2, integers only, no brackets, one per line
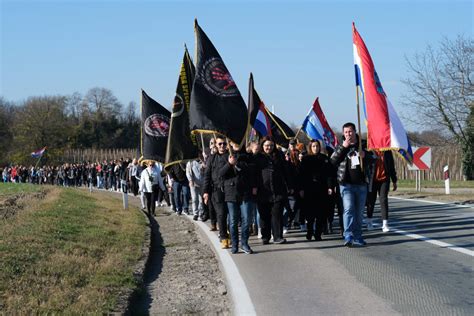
353,23,412,162
301,97,338,149
254,102,272,137
31,147,47,158
248,73,272,137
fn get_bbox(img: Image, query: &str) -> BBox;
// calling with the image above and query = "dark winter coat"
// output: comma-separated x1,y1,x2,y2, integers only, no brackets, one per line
203,152,229,197
168,163,188,183
299,153,335,193
330,143,373,185
254,151,293,203
219,150,257,203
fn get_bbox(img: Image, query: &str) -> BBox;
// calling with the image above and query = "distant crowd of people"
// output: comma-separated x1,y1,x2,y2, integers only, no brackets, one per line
1,122,398,254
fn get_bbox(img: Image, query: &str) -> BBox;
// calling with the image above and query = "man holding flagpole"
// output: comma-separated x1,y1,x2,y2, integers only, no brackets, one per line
331,123,372,247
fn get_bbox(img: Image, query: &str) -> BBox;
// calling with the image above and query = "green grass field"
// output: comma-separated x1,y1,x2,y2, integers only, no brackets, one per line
397,179,474,189
0,182,43,196
0,183,147,313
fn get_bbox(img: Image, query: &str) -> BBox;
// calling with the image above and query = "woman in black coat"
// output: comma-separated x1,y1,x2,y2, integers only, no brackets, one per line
299,140,334,241
254,136,293,244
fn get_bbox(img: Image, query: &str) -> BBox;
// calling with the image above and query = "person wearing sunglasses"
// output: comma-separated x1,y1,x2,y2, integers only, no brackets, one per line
203,136,231,249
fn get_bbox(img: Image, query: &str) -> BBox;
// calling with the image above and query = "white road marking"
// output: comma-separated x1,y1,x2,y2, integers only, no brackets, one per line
379,198,474,257
392,227,474,257
390,196,473,208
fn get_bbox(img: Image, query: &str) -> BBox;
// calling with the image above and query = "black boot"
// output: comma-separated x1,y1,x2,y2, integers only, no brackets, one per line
314,232,322,241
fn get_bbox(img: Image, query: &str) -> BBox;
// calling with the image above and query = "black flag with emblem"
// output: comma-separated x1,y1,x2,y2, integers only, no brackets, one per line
189,19,248,144
266,107,296,147
141,89,171,162
165,46,199,169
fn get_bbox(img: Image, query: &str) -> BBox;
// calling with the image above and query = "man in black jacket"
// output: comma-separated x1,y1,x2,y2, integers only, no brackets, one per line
219,141,256,254
203,136,231,249
330,122,372,247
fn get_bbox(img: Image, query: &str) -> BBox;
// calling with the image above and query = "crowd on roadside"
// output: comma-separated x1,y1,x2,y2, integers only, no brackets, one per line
2,159,133,190
1,122,398,255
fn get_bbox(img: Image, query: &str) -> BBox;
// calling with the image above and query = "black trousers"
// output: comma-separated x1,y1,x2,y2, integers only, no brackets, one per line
367,180,390,220
157,186,171,206
204,193,217,225
144,192,156,216
212,190,228,240
303,189,328,237
130,177,138,196
258,201,284,241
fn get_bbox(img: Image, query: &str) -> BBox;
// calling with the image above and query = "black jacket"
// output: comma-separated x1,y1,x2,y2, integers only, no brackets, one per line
254,151,293,203
219,150,257,203
168,163,188,183
330,144,373,185
299,153,335,192
203,152,229,196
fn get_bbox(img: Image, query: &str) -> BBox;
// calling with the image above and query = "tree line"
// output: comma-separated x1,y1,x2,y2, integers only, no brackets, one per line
0,87,140,166
1,36,472,179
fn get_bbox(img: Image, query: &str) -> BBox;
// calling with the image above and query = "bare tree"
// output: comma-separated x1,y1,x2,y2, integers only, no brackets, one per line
403,35,473,179
85,87,122,118
12,96,71,163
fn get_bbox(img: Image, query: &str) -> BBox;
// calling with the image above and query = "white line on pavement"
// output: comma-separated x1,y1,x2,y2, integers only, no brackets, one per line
373,199,474,257
392,227,474,257
193,218,257,316
390,196,473,208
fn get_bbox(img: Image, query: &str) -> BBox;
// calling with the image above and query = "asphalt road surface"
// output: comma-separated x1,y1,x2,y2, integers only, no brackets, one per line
229,198,473,315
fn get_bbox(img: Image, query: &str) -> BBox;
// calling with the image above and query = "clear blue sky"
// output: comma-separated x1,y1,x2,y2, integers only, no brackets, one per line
1,0,472,132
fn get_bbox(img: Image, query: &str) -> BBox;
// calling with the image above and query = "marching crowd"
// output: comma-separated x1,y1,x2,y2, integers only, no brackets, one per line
1,122,397,254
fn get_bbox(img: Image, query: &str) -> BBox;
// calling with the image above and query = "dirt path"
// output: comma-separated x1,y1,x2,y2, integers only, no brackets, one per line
125,196,230,315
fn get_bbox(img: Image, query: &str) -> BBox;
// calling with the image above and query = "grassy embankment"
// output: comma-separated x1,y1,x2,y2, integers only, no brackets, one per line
0,183,147,313
397,179,474,189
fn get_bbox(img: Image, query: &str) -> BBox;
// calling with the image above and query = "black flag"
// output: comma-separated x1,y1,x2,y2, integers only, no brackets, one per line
141,89,171,162
248,73,295,147
189,19,248,144
165,46,199,169
266,107,296,147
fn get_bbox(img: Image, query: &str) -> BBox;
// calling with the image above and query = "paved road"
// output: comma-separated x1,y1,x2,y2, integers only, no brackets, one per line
227,198,473,315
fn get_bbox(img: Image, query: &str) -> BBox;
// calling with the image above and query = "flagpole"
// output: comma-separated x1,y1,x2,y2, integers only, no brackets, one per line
194,19,198,64
140,89,143,158
296,105,313,141
355,85,364,170
294,126,303,140
34,155,42,169
200,132,206,152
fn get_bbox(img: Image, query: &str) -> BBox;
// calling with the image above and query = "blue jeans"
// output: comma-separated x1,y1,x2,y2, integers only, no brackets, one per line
340,183,367,240
173,181,190,212
250,202,259,229
227,201,252,248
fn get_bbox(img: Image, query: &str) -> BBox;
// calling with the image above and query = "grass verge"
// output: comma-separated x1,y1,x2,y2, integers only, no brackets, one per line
0,184,147,313
397,179,474,189
0,182,43,196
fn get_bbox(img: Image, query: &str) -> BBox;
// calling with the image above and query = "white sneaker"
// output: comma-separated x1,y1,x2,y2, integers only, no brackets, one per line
257,229,262,239
283,228,288,235
382,225,390,233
